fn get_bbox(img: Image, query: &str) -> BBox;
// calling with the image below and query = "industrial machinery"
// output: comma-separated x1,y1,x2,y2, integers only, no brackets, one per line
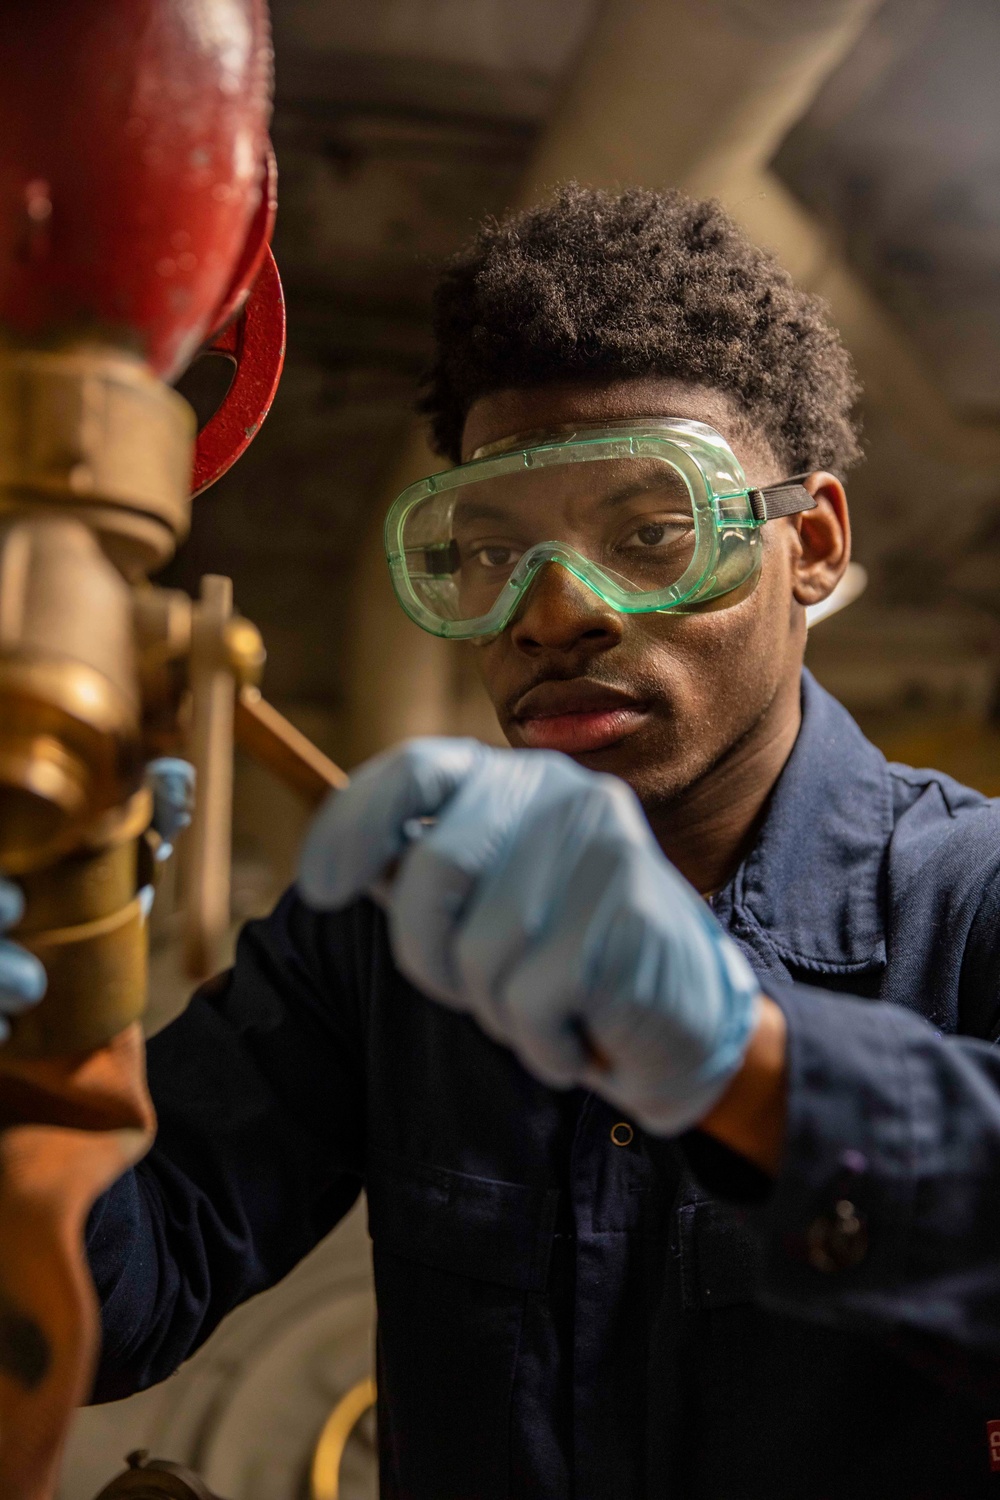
0,6,348,1498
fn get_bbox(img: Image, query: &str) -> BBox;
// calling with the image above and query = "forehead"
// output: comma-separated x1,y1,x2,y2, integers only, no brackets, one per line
460,377,776,482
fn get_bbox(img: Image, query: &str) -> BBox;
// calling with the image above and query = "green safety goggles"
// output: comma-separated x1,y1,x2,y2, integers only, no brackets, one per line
384,418,816,641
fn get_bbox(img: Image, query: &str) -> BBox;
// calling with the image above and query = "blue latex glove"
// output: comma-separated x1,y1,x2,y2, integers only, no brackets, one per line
299,739,761,1135
147,757,196,862
0,879,47,1041
138,757,196,917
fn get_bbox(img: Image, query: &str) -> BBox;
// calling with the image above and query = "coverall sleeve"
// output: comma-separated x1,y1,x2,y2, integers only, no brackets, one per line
755,982,1000,1354
86,889,369,1402
687,875,1000,1376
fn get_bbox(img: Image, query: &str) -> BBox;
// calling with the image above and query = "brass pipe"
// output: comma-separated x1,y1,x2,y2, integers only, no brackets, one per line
235,687,348,808
183,577,237,981
5,792,153,1059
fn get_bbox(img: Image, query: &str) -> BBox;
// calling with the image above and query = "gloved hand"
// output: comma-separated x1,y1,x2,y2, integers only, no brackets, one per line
298,739,762,1135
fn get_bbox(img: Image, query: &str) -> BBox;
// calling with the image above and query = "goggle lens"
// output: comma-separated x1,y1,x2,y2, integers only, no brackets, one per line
400,454,699,627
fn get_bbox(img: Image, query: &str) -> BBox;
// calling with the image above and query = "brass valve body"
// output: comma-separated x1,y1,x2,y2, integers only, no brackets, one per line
0,345,194,881
0,347,194,576
4,791,153,1058
0,516,142,874
0,344,195,1057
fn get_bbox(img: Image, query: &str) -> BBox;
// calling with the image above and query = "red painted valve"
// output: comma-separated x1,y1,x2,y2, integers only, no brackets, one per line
190,141,285,496
0,1,275,381
191,245,286,496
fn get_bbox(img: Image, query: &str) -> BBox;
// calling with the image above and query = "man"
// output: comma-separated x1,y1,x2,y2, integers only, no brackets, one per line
5,185,1000,1498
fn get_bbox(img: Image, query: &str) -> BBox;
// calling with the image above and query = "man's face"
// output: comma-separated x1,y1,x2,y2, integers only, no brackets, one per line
461,377,833,816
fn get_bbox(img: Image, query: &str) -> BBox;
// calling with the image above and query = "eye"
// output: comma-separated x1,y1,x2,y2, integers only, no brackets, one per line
470,544,522,570
622,517,691,549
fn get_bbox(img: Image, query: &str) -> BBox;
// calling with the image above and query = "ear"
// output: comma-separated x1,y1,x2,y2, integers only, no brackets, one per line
789,471,850,607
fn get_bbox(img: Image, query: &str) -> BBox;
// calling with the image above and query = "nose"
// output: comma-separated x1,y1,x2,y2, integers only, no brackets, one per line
508,561,624,658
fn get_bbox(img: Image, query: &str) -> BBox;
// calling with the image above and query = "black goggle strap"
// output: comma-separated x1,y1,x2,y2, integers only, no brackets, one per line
747,473,818,522
407,538,461,576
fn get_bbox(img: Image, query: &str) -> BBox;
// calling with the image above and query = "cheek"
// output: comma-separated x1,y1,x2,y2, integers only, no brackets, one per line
474,639,507,703
474,538,794,739
640,564,791,730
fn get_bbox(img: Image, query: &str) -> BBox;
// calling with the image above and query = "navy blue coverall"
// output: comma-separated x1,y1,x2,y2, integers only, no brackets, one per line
88,673,1000,1498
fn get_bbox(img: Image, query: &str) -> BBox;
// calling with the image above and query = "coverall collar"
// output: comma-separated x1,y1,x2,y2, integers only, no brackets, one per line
718,669,892,977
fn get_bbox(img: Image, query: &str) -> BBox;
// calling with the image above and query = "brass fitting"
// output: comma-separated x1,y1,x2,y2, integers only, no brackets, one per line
0,346,194,577
5,789,152,1057
224,614,266,687
0,344,195,1054
0,516,142,875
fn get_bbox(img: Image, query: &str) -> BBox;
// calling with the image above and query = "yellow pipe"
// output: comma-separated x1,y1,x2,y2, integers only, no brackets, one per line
310,1376,377,1500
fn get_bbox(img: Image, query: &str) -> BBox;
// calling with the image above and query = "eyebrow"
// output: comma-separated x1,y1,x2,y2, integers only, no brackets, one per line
452,473,689,530
594,476,689,512
452,500,512,529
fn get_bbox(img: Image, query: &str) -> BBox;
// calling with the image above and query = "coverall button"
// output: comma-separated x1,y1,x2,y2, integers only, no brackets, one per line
610,1121,634,1147
805,1197,868,1272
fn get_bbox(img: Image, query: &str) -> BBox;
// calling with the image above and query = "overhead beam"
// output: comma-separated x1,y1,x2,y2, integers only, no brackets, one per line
523,0,880,203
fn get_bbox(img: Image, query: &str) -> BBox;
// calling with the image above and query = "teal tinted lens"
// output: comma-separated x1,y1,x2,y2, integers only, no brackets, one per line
399,453,700,628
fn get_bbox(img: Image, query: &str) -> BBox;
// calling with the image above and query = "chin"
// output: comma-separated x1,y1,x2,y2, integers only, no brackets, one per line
501,710,697,808
571,736,689,805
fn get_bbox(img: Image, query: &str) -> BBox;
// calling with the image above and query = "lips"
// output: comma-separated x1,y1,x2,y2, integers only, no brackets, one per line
511,680,649,754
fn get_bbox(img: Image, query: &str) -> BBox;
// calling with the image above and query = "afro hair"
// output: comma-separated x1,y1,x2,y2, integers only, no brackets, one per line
418,183,862,475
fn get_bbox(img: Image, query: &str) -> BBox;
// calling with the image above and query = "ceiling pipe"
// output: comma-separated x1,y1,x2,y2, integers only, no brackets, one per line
523,0,881,206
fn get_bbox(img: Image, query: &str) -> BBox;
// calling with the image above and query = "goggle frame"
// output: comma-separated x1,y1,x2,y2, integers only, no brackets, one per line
384,418,813,641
